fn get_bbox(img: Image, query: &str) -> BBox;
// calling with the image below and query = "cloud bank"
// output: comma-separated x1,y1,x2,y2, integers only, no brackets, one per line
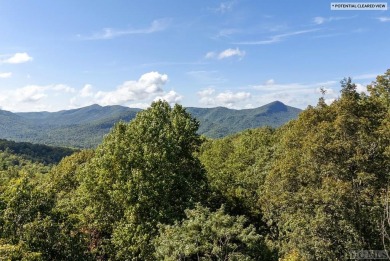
0,72,12,78
1,53,33,64
0,72,182,112
198,88,251,108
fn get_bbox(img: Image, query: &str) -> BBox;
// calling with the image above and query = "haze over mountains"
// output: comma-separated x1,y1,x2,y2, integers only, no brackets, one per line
0,101,301,148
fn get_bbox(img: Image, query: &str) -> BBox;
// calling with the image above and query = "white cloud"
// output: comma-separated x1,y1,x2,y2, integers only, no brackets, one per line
198,88,251,108
216,91,251,104
355,83,368,93
51,84,76,93
198,88,216,106
125,102,150,109
0,72,181,112
218,48,245,59
325,98,336,105
0,84,79,111
154,90,182,104
248,79,342,108
253,79,337,92
56,72,180,110
10,84,73,103
195,81,332,109
198,88,215,97
85,18,171,40
95,71,169,105
198,96,216,106
138,71,168,92
235,29,319,45
2,52,33,64
15,85,47,103
246,78,373,109
80,84,94,97
377,17,390,22
0,72,12,78
205,48,245,60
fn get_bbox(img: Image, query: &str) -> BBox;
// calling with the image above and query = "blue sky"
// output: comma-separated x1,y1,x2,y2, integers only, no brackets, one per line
0,0,389,112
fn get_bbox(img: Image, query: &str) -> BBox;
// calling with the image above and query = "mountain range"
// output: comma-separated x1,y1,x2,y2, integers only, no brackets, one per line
0,101,301,148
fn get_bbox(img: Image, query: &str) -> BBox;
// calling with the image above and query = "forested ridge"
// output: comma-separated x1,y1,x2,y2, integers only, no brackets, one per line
0,70,389,260
0,139,75,165
0,102,300,148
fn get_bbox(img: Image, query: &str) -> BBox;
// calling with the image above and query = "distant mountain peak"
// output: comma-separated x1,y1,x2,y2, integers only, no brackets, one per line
2,101,301,147
265,100,288,113
86,104,102,108
269,100,285,105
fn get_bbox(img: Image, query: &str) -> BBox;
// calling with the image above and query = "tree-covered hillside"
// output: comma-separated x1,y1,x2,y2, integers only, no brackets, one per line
8,105,141,148
0,102,300,148
0,70,389,260
187,100,301,138
16,104,141,126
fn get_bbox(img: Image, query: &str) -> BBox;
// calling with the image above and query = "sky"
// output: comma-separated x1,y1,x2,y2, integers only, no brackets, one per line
0,0,389,112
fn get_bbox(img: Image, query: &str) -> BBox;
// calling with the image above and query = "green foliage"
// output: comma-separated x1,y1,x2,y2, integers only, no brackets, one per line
0,147,93,260
1,175,53,240
49,149,95,200
199,127,275,227
0,150,50,175
154,204,266,260
45,150,95,260
0,139,75,164
0,240,42,261
0,70,389,260
261,73,390,259
77,100,207,260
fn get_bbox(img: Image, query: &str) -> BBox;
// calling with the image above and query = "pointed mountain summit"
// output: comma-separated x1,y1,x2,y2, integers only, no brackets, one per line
187,101,301,138
263,100,288,113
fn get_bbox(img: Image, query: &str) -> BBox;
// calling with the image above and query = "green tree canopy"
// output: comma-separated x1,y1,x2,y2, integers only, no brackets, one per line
154,203,268,260
261,72,390,260
76,100,207,260
199,127,275,227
